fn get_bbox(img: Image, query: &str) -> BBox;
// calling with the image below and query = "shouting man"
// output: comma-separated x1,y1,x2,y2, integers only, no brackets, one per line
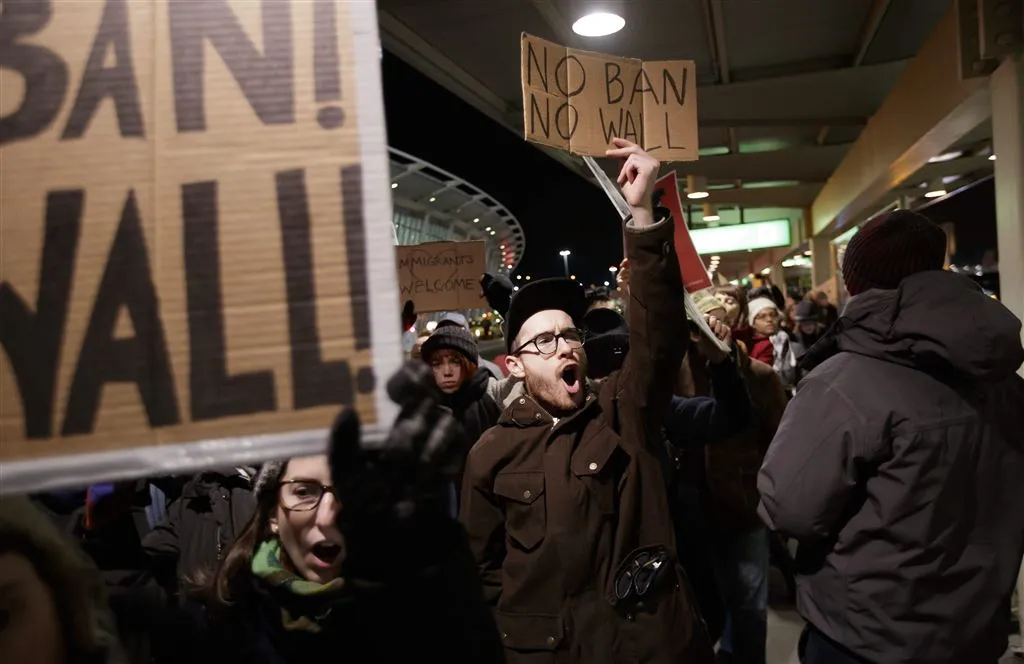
461,139,713,663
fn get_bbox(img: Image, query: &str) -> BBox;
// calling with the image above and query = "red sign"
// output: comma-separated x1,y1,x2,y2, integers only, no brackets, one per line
655,172,712,294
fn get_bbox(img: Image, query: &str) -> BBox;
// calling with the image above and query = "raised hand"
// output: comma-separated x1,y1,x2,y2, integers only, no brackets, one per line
698,314,733,364
605,137,660,226
331,362,464,582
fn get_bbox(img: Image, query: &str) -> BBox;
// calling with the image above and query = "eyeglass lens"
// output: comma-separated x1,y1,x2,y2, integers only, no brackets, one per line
280,481,327,511
534,329,583,354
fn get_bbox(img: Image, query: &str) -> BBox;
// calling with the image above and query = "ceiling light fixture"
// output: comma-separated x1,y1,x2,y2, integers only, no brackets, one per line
484,226,492,231
923,178,946,198
702,203,719,222
686,175,709,200
927,150,962,163
390,182,398,189
429,196,436,202
989,154,997,161
473,217,480,223
572,12,625,37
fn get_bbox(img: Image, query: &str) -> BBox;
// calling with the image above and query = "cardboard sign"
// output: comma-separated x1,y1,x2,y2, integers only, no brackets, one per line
521,33,698,162
396,242,488,313
0,0,399,490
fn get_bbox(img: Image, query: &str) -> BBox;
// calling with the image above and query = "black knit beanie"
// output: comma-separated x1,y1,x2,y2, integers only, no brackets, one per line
421,325,479,364
842,210,946,296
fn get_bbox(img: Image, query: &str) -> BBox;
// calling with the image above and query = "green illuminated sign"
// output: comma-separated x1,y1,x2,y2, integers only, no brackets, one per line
691,219,791,255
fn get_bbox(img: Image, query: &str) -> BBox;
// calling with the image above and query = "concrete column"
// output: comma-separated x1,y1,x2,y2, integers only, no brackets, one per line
991,55,1024,359
810,235,833,290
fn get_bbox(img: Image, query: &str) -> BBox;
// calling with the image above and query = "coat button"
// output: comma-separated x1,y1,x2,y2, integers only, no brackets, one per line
546,636,555,646
626,613,634,622
523,489,532,499
535,413,542,420
588,462,598,471
519,398,526,405
662,241,671,256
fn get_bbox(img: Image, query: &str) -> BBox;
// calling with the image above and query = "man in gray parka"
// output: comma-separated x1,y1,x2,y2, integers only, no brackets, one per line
758,210,1024,664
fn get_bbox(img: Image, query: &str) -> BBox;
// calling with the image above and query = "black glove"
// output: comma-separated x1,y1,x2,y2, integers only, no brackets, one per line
480,273,514,316
331,361,464,583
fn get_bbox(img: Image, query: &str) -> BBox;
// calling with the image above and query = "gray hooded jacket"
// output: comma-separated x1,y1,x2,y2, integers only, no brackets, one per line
758,270,1024,663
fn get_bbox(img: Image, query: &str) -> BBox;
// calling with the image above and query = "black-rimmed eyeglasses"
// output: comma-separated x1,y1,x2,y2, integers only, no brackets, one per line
278,480,337,512
511,328,586,356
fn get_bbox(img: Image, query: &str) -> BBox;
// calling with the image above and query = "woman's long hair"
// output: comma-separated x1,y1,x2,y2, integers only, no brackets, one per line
188,464,285,612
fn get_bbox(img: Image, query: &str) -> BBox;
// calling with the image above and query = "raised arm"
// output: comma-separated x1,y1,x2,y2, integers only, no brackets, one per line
605,138,688,446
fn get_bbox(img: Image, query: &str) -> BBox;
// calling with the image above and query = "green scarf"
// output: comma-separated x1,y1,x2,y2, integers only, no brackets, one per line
251,539,349,633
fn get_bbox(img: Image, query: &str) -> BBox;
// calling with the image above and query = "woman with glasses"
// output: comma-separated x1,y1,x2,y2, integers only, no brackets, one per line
159,392,505,664
170,454,349,663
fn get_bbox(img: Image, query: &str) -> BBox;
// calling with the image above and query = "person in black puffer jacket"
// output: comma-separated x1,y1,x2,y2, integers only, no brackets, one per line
143,469,257,599
421,325,501,501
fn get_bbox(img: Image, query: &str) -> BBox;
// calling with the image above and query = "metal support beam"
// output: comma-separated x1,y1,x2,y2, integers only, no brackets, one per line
811,3,990,237
991,54,1024,360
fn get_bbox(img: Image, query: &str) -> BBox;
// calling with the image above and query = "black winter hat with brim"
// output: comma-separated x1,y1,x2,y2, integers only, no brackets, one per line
421,325,480,364
505,278,587,353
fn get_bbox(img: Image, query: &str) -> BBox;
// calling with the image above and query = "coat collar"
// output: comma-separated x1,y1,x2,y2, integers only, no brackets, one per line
498,390,598,429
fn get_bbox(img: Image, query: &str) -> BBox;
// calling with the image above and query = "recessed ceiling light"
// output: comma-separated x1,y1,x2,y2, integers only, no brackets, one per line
572,12,625,37
484,226,492,231
490,230,496,236
473,217,480,223
429,196,436,202
924,189,946,198
989,154,997,161
687,191,709,200
390,182,398,189
928,150,962,163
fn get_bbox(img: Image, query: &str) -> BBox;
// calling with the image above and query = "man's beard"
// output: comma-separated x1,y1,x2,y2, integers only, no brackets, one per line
525,370,586,417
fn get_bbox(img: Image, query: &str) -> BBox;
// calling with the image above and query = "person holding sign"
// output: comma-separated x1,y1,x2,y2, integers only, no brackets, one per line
460,138,713,663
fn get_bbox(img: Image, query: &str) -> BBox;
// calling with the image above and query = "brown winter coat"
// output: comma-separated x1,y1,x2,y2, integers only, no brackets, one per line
678,342,787,533
461,216,713,664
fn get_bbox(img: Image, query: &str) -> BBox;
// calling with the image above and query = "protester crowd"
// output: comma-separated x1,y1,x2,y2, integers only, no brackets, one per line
3,140,1024,664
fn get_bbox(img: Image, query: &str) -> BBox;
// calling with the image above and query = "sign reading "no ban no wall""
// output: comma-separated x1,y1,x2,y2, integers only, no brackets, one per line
520,33,699,162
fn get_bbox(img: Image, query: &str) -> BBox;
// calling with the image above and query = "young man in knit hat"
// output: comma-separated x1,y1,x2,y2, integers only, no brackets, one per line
758,210,1024,664
460,138,713,663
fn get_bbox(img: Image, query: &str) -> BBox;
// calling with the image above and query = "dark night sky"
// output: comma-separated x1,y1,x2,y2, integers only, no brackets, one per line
380,51,625,284
918,177,997,266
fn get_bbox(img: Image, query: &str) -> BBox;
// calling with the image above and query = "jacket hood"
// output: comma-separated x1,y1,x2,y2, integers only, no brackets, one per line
836,270,1023,380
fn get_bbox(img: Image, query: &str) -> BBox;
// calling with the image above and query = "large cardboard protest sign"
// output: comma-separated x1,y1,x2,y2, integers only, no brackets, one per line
521,33,698,162
396,242,488,313
0,0,399,491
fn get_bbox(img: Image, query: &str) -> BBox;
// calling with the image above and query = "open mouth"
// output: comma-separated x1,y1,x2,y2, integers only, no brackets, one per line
560,364,581,395
310,541,343,566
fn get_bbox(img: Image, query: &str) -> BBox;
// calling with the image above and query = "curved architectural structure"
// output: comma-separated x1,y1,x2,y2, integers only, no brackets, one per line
389,147,524,275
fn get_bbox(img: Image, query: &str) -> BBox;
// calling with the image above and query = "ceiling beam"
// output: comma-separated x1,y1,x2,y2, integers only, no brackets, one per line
697,183,824,208
819,0,892,145
701,0,739,186
854,0,893,67
810,3,991,237
702,117,866,128
668,144,852,181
